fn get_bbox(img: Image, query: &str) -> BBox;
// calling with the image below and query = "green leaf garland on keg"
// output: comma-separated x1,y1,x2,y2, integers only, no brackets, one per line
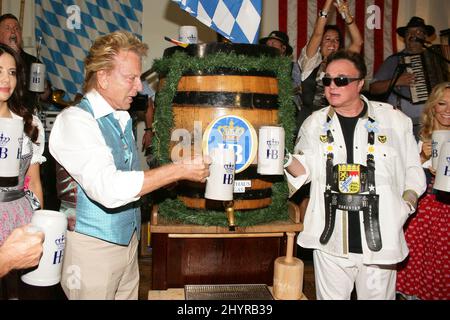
151,50,296,226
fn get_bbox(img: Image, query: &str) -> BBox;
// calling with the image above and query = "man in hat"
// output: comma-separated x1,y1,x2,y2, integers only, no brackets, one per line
370,16,436,139
259,31,294,57
260,31,302,128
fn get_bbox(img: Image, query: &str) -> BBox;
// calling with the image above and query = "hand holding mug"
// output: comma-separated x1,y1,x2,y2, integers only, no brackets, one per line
420,140,432,164
180,155,211,183
3,224,44,271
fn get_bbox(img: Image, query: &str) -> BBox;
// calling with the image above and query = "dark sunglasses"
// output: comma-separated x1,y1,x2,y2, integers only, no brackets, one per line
322,76,362,87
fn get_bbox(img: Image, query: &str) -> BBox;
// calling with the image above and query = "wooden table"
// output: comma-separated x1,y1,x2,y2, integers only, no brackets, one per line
150,206,303,290
148,287,308,300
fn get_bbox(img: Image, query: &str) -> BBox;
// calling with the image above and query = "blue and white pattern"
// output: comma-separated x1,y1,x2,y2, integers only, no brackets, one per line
172,0,261,44
35,0,143,100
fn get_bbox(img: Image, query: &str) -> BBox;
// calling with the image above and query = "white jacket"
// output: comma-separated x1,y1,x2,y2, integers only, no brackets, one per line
286,96,427,264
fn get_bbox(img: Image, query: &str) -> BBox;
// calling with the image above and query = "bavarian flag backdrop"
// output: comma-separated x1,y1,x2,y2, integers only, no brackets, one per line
172,0,262,44
35,0,143,100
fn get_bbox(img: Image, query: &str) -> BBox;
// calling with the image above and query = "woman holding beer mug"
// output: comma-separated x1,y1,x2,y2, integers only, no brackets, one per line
396,82,450,300
0,44,45,298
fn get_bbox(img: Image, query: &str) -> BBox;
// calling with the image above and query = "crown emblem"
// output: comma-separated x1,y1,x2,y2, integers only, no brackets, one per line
0,133,11,146
223,163,235,174
218,120,245,142
266,138,280,148
55,234,65,250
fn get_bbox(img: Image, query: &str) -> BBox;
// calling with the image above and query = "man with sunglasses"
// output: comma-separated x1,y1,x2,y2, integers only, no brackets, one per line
284,50,426,300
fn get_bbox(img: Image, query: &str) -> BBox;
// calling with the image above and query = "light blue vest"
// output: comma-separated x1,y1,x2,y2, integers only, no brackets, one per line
74,97,141,245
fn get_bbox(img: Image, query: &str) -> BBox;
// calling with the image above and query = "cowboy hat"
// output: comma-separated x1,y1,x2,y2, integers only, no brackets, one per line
259,31,293,56
396,16,435,38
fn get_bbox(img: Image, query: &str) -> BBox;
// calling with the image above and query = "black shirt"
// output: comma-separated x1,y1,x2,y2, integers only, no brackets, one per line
336,101,368,253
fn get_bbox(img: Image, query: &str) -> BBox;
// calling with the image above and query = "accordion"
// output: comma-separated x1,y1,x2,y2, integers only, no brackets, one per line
401,45,450,104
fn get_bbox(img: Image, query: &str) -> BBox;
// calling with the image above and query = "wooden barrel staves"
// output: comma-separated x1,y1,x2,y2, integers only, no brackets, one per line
159,43,284,211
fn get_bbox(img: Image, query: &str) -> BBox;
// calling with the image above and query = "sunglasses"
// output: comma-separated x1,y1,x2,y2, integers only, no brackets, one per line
322,76,362,87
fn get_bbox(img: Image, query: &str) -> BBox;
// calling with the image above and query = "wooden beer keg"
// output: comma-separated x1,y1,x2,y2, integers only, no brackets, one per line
158,43,283,211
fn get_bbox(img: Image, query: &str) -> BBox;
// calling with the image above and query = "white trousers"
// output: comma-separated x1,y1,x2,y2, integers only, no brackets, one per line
313,250,396,300
61,231,139,300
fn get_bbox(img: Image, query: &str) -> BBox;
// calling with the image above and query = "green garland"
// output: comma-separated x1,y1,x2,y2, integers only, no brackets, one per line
151,50,296,227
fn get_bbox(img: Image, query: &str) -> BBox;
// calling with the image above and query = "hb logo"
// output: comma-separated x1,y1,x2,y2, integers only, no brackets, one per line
53,250,64,265
0,133,11,159
53,235,65,265
0,147,8,159
223,174,234,185
266,149,279,160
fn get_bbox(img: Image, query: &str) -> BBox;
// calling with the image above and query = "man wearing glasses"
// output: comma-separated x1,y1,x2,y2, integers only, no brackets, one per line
284,50,426,300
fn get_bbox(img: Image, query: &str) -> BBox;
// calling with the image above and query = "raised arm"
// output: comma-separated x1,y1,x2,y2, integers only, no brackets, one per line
305,0,334,58
335,0,364,53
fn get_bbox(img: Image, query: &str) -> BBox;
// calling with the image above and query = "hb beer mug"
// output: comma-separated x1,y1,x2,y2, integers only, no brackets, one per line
431,130,450,170
205,147,236,201
257,126,285,175
21,210,68,287
29,62,46,93
179,26,198,44
0,118,23,187
434,141,450,192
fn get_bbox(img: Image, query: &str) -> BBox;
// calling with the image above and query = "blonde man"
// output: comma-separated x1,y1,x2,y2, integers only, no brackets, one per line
50,31,210,300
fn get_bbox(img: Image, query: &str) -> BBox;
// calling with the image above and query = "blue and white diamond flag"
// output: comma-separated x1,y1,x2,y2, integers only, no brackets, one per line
35,0,143,100
172,0,261,44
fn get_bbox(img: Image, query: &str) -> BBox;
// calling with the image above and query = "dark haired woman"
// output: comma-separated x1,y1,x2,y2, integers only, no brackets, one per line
0,43,45,246
298,0,363,123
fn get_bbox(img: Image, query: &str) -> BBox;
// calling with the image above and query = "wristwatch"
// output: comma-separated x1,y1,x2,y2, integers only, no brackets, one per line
318,10,328,18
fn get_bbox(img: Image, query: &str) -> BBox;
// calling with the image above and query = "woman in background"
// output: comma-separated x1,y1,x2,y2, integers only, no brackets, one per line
298,0,363,124
0,43,45,299
396,82,450,300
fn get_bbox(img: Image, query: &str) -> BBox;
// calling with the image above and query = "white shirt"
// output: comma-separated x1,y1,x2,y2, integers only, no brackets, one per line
49,90,143,209
298,47,323,81
285,96,427,264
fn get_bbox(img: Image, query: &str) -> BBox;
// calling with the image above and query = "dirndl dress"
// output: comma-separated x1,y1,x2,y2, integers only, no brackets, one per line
396,171,450,300
0,114,46,245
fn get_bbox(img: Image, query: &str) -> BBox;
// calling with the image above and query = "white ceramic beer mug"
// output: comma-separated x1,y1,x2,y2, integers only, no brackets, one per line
179,26,198,44
0,118,23,187
21,210,67,286
434,141,450,192
205,147,235,201
28,62,46,93
431,130,450,170
257,126,285,175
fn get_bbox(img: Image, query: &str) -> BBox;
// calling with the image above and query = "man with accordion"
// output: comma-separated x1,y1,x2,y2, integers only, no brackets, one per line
370,17,449,139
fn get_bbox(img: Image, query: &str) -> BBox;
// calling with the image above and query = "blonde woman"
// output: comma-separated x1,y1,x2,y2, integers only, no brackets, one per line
397,82,450,300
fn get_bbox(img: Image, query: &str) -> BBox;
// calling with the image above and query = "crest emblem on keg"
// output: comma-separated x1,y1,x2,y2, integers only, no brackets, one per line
338,164,361,194
203,115,257,173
